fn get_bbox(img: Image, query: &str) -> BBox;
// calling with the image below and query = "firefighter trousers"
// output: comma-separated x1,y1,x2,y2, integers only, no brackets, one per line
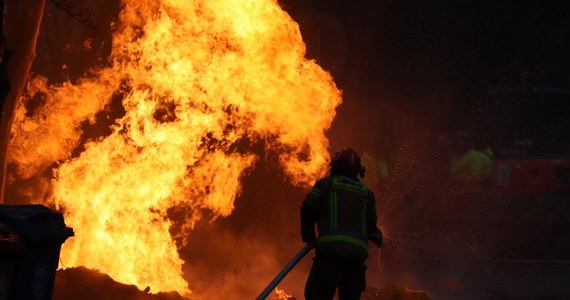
304,254,367,300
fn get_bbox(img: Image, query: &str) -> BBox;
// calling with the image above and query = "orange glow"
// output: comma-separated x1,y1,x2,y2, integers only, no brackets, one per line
10,0,341,295
275,287,294,299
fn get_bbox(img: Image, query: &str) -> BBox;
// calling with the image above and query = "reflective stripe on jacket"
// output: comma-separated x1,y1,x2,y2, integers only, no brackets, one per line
301,175,377,260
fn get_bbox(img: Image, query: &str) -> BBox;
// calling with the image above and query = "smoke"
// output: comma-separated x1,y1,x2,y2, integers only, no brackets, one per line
181,225,301,299
177,162,312,299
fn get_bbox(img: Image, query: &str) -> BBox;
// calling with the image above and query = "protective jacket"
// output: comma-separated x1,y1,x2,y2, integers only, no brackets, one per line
301,175,379,261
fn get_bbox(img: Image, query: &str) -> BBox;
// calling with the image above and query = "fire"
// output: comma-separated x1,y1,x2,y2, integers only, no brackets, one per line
275,287,294,299
9,0,341,296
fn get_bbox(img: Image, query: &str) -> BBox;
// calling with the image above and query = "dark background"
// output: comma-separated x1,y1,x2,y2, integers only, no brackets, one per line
279,0,570,142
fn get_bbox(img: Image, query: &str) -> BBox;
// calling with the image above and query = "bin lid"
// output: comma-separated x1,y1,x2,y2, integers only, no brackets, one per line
0,205,74,243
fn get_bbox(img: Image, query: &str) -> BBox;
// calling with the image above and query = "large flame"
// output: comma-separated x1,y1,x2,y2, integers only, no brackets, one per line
9,0,341,295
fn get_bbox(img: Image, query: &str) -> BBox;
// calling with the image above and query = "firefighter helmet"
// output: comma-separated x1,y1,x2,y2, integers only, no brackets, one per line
330,147,365,178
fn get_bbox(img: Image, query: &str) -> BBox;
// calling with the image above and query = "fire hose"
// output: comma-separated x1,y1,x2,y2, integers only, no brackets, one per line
255,242,316,300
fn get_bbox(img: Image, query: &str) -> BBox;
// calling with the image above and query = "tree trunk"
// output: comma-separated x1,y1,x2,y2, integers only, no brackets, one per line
0,0,46,203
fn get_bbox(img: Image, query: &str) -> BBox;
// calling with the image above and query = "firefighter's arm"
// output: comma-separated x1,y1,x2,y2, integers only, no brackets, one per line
366,191,383,247
369,227,383,248
300,204,317,244
300,182,322,244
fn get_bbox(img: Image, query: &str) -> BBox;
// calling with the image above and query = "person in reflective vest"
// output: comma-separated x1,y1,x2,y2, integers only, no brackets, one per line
361,152,390,185
449,131,493,188
450,147,493,186
301,147,383,300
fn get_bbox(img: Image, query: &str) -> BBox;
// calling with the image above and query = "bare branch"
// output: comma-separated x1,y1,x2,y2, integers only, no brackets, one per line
49,0,97,30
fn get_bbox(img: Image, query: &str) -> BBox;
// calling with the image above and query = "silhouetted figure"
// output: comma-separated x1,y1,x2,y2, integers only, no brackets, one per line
449,131,493,191
301,147,382,300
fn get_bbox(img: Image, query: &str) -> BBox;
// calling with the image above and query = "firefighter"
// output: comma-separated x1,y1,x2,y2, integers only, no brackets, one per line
301,147,383,300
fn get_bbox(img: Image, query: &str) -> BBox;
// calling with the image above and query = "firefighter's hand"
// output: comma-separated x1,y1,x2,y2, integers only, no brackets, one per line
301,228,316,244
368,227,383,248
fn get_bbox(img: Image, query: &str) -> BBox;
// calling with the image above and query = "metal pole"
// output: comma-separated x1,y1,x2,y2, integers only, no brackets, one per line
256,242,315,300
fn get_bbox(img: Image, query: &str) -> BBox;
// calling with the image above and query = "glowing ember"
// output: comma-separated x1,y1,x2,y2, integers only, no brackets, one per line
10,0,341,295
275,287,294,299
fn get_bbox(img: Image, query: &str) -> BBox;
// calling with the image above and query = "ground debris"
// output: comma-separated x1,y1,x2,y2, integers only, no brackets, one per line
53,267,190,300
362,284,433,300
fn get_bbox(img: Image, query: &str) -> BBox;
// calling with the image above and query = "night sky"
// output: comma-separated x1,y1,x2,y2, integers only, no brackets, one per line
280,0,570,146
284,0,570,92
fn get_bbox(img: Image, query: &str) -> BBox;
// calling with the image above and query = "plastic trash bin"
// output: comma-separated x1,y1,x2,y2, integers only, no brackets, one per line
0,205,74,300
0,222,24,300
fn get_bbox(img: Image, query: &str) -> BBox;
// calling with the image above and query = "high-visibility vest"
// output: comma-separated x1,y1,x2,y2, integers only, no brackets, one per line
302,175,377,260
450,148,493,185
361,152,390,183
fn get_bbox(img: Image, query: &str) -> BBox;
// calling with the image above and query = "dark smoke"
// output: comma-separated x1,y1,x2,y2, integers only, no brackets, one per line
178,162,312,299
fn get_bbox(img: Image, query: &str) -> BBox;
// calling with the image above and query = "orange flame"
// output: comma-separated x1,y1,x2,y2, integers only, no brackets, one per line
275,287,294,299
10,0,341,295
